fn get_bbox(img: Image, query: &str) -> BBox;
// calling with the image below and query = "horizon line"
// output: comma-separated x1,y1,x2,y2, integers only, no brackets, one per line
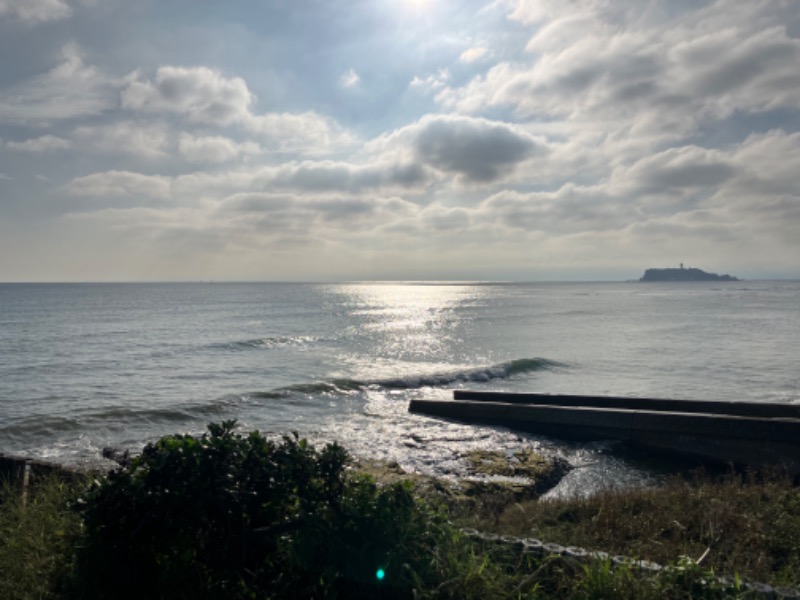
1,276,797,285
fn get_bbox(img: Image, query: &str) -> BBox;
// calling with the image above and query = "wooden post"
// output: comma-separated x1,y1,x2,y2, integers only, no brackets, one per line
21,462,31,507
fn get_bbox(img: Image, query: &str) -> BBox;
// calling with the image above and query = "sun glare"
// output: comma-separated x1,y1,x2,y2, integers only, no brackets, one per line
391,0,441,24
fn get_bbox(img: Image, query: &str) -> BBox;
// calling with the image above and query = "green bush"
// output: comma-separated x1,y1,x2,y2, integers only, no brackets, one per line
72,421,449,599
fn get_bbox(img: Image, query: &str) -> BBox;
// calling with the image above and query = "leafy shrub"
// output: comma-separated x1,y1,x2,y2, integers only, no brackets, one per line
72,421,450,599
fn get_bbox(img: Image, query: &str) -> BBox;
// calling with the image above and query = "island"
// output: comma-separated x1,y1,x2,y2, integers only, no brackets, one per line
639,264,739,282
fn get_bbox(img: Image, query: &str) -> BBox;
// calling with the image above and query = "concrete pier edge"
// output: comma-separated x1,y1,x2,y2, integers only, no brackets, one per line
409,395,800,472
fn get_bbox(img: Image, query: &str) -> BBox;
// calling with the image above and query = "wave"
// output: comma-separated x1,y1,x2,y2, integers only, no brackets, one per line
0,407,200,440
0,358,561,442
249,357,562,398
0,415,82,439
209,336,319,351
0,397,249,440
374,357,561,389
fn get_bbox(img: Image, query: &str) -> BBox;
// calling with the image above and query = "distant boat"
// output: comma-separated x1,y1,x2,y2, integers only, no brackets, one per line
639,265,738,282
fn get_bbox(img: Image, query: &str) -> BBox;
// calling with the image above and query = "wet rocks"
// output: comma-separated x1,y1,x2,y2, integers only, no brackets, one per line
352,446,571,510
101,447,134,468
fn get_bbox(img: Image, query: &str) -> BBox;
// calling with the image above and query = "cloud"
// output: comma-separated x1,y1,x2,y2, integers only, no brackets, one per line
245,112,352,153
63,193,427,278
254,160,431,194
339,68,360,88
460,46,488,64
0,43,117,123
178,133,261,163
727,130,800,197
63,151,432,211
52,123,800,280
5,134,72,152
0,0,71,23
66,170,172,199
121,66,352,153
177,116,544,198
72,122,170,159
67,193,422,261
613,146,736,196
214,192,422,240
436,1,800,141
419,204,472,231
671,25,800,117
395,114,546,183
410,69,451,94
358,115,550,188
121,66,253,126
462,127,800,254
476,184,626,235
3,1,798,281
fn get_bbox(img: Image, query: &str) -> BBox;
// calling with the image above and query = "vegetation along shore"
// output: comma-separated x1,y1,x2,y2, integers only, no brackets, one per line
2,422,799,599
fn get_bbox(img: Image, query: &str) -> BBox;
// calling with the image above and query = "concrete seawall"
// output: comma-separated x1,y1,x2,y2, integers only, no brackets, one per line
410,394,800,472
0,453,86,488
452,390,800,419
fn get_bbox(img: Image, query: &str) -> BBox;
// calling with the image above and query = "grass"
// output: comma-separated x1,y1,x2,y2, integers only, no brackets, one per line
0,475,84,600
1,441,799,598
457,468,800,589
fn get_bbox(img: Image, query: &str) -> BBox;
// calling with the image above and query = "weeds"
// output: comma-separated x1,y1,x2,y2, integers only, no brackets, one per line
465,468,800,588
1,430,799,598
0,475,83,600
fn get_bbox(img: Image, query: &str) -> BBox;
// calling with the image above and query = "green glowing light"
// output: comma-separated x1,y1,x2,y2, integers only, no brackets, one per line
376,568,385,580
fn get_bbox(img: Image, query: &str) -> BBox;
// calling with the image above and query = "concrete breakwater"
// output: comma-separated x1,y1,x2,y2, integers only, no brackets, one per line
451,391,800,419
0,452,86,488
409,392,800,472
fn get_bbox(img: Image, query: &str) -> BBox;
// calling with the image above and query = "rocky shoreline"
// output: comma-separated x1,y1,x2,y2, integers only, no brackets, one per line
2,445,572,508
353,447,572,514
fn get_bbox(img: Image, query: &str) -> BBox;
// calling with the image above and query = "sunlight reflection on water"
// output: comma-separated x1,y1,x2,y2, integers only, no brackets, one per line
3,281,798,496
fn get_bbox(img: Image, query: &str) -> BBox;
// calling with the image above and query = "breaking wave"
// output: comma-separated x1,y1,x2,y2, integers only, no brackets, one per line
250,357,563,398
0,358,562,442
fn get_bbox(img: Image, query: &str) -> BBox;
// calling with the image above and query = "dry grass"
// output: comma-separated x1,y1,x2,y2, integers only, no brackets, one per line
459,468,800,588
2,456,798,598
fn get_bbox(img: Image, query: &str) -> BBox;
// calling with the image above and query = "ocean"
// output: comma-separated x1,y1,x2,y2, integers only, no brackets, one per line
1,280,798,497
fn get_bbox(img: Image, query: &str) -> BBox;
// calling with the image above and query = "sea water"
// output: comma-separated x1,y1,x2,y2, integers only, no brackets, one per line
1,281,798,497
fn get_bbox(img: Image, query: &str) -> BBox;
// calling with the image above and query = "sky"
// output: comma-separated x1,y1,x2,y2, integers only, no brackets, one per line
1,0,799,282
